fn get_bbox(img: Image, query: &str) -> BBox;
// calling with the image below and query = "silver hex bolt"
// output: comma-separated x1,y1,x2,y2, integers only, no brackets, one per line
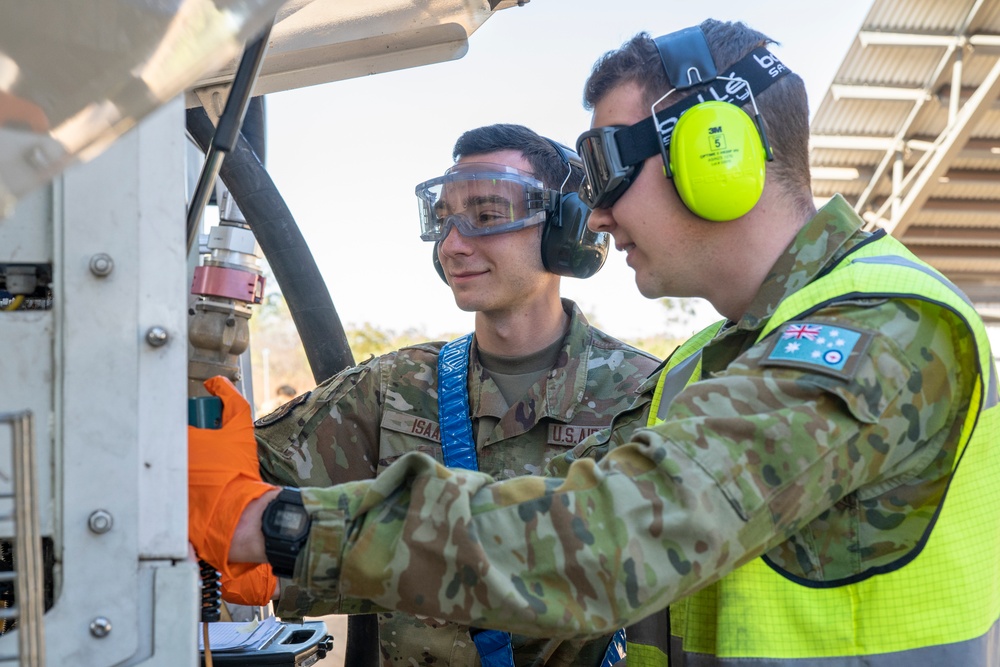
89,253,114,277
90,617,112,638
88,510,113,534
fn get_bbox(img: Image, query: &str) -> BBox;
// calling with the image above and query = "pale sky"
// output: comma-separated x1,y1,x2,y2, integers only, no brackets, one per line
264,0,874,341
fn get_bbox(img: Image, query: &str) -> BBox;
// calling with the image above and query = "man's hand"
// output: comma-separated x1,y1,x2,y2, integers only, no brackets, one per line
189,376,278,579
221,564,278,606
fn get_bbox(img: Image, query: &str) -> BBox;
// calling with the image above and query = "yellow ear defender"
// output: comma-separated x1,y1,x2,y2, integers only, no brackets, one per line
667,101,767,221
650,27,774,222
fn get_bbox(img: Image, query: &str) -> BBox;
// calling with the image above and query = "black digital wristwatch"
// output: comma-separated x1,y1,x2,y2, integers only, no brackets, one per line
261,487,311,578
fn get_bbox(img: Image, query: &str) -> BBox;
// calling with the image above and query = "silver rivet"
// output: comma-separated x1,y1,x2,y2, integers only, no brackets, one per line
90,617,112,638
89,253,114,277
24,146,48,170
88,510,113,534
145,327,169,347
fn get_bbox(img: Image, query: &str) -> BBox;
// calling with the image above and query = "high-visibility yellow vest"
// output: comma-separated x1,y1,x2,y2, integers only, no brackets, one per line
636,233,999,666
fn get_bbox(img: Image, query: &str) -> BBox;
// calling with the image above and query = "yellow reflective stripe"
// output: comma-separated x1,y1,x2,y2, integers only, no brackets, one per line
624,641,669,666
648,320,725,428
648,369,669,429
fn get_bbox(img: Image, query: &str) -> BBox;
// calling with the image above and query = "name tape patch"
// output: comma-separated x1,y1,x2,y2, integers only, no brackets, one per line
548,424,608,447
382,411,442,443
761,321,872,380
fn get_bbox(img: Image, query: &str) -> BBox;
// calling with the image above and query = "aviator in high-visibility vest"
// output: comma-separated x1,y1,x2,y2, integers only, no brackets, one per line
638,232,999,666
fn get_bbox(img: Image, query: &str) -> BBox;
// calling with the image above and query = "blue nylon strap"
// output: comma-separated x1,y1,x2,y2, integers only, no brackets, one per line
601,628,627,667
439,334,513,665
470,628,516,667
438,333,478,470
438,334,626,667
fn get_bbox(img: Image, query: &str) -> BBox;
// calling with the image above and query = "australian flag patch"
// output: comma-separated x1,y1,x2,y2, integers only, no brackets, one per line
761,321,872,380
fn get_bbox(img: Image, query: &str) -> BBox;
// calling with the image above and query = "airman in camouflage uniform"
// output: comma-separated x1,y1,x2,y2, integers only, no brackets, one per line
257,299,657,664
255,124,660,666
193,19,998,667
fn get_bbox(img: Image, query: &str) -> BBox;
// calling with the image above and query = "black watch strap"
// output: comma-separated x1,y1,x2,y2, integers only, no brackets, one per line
262,488,310,579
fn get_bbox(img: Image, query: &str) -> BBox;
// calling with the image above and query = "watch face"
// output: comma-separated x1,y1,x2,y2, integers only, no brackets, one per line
275,506,308,538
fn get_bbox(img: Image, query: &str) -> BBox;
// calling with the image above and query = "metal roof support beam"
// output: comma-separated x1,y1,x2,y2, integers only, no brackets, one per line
811,135,896,150
852,56,955,213
950,48,963,125
903,228,1000,245
939,169,1000,185
811,135,1000,159
922,198,1000,214
891,151,903,220
853,0,988,214
857,32,1000,49
831,84,927,100
882,54,1000,236
859,31,963,47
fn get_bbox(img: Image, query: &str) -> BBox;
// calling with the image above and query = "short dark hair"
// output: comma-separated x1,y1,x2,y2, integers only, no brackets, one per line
583,20,813,213
452,123,583,194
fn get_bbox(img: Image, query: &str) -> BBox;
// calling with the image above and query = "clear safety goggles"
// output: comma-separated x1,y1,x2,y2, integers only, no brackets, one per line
415,163,552,242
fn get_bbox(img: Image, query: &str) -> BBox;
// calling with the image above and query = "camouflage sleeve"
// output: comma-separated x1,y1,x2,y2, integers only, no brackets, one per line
256,357,384,488
290,298,973,638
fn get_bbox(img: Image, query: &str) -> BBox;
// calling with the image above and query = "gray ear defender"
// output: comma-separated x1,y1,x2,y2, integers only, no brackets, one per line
540,139,609,279
432,240,447,284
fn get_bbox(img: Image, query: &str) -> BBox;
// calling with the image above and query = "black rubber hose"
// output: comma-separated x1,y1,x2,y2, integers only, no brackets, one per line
187,106,376,667
186,106,355,383
242,97,267,167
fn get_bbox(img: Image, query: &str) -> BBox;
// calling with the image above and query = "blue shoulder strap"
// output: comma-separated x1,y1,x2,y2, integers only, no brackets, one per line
437,334,627,667
439,334,514,667
438,333,479,470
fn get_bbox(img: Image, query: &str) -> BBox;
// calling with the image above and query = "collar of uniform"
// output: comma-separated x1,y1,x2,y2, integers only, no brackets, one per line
636,361,668,396
733,194,866,333
468,298,591,428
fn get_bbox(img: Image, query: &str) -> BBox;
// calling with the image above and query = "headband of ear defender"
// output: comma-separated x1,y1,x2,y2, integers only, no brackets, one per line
432,140,610,284
653,26,771,221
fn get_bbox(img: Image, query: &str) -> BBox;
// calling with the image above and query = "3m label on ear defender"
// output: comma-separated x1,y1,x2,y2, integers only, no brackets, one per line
708,125,726,149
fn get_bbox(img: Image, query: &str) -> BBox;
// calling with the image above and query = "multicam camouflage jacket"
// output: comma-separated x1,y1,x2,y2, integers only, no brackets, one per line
286,196,979,641
255,299,659,666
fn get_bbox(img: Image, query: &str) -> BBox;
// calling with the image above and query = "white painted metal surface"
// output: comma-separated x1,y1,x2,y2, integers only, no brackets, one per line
0,2,519,664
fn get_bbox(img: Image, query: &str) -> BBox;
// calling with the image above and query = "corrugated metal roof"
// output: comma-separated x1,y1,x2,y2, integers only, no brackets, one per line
809,0,1000,319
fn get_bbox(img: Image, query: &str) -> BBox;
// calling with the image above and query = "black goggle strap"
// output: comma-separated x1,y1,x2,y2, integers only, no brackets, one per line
614,47,790,169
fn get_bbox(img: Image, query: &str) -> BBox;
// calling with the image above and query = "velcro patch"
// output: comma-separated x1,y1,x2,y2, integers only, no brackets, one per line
254,391,310,427
760,321,872,381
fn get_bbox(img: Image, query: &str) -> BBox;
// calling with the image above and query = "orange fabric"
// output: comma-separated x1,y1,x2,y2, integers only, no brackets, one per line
188,376,277,579
221,564,278,606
